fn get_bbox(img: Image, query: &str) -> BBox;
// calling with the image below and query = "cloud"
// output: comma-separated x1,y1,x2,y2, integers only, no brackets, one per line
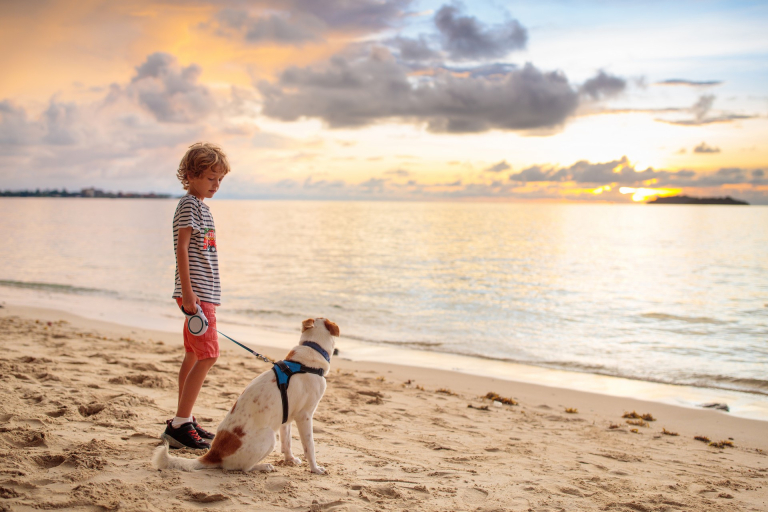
214,9,324,44
434,4,527,61
128,53,215,123
210,0,414,45
259,48,589,133
509,156,684,185
660,114,755,126
385,168,411,177
287,0,413,31
440,62,518,78
693,142,721,154
0,98,82,147
655,94,757,126
579,71,626,100
0,100,44,146
691,94,715,121
484,160,510,173
684,167,766,186
0,52,249,192
656,79,723,87
508,165,563,182
390,36,440,61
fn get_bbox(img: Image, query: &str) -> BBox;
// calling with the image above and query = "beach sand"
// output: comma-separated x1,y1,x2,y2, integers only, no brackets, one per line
0,304,766,511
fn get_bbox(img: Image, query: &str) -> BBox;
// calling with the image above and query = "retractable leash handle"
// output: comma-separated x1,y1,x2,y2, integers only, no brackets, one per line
179,303,209,336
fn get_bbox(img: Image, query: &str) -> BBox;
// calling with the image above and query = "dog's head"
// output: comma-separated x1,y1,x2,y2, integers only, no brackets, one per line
301,318,339,354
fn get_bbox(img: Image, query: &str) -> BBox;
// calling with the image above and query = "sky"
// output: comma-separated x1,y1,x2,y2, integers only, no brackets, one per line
1,0,767,203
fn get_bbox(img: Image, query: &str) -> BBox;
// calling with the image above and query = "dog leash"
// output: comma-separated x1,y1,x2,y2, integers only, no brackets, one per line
216,330,275,364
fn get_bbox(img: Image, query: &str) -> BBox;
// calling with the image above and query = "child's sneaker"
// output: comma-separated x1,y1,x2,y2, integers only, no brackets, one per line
191,416,215,440
161,420,210,449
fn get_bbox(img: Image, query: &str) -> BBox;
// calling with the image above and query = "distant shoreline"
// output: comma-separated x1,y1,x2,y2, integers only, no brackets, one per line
1,187,172,199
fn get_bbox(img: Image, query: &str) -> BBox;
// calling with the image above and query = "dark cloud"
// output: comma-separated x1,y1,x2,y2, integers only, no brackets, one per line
390,36,440,61
568,157,659,184
484,160,510,173
287,0,412,31
509,165,564,182
656,79,723,87
214,9,324,44
210,0,413,45
693,142,721,154
580,71,626,100
259,49,582,133
509,156,689,186
129,53,214,123
434,4,527,61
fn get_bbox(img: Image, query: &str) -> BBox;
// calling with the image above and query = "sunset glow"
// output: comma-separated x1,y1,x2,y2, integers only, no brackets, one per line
1,1,766,203
620,187,682,202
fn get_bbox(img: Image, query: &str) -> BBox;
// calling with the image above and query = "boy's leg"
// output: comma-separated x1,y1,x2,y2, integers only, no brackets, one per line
177,351,198,408
176,356,218,419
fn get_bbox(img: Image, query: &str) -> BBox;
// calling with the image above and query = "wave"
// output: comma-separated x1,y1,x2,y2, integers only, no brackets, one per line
0,279,117,296
348,336,768,397
641,312,726,325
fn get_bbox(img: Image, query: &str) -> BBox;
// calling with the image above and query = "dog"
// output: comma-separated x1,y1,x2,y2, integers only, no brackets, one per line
153,317,338,474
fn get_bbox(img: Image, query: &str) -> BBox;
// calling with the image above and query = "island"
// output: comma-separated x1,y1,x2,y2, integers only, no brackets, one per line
647,195,749,205
0,188,172,199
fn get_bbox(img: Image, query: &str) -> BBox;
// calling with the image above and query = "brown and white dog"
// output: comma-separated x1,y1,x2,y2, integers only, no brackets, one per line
153,318,338,474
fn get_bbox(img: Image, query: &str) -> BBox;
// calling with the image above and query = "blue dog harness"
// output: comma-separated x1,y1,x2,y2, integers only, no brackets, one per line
272,341,330,424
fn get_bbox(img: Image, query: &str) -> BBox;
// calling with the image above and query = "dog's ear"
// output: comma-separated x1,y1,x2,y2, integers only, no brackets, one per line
323,319,340,337
301,319,315,332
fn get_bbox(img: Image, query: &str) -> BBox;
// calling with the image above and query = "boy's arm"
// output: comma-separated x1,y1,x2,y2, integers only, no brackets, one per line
176,226,200,314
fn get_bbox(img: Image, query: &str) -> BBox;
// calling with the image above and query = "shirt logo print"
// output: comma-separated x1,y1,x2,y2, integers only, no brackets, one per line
203,228,217,252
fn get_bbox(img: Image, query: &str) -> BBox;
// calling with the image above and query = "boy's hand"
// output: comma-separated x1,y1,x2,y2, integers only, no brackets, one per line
182,294,200,315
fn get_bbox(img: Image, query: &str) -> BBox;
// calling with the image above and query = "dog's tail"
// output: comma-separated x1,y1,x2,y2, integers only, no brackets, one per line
152,442,212,472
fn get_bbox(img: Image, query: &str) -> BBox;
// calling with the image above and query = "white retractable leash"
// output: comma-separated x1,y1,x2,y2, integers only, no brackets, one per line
180,303,209,336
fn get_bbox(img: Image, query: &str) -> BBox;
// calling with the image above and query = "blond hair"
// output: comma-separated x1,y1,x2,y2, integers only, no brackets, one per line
176,142,231,190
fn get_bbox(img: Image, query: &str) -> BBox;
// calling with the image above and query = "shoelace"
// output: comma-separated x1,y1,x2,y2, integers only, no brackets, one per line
187,428,203,442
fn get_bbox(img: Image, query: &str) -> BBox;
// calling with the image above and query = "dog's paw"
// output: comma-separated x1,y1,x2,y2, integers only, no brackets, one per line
252,463,274,473
310,465,326,474
285,456,302,466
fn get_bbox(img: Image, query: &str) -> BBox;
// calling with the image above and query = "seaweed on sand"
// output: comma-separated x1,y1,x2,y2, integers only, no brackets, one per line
484,392,518,406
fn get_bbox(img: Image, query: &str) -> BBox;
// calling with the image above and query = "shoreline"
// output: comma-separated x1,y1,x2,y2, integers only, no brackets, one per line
3,290,768,422
2,302,766,444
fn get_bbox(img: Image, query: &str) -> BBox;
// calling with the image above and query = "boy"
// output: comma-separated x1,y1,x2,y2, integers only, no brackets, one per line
162,142,230,449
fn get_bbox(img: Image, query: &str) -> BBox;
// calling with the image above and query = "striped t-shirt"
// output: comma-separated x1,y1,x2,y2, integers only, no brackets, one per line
172,195,221,305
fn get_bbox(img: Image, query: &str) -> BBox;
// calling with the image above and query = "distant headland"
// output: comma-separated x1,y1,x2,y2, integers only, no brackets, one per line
0,188,172,199
647,195,749,205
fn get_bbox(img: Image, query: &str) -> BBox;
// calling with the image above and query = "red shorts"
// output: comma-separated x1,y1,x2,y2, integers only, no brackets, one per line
176,298,219,360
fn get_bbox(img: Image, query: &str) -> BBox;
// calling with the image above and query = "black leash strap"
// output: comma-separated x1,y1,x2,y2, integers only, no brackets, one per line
216,330,274,363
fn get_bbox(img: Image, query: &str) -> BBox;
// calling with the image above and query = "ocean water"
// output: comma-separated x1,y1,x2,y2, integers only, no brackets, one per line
2,198,767,401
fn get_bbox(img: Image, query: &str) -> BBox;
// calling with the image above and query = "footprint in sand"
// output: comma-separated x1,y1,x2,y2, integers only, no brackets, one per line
265,477,291,492
17,430,47,448
32,454,66,469
185,489,229,503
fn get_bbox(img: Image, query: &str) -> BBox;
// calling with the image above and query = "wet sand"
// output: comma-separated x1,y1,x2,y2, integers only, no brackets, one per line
0,304,766,511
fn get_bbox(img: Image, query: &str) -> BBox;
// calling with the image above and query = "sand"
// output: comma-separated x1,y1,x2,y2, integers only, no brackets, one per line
0,303,766,511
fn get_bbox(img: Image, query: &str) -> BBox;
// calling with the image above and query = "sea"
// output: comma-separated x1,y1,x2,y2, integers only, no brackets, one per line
2,198,767,419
